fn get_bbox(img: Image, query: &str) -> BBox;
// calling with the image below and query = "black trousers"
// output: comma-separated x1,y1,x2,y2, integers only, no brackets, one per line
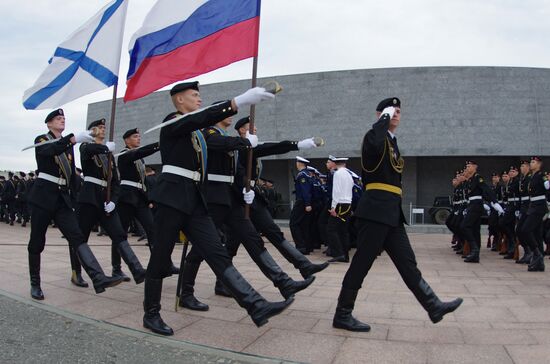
498,208,516,253
342,218,422,291
317,202,330,245
445,211,456,235
146,204,231,279
451,211,466,241
289,200,312,251
77,203,127,270
518,210,546,253
6,200,16,222
460,203,483,249
250,199,286,247
28,198,85,255
309,205,323,249
488,210,500,238
0,202,6,220
515,203,530,248
326,203,352,257
115,202,155,266
185,202,267,266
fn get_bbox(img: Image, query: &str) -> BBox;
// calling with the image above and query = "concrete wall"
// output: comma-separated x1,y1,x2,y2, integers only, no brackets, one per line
88,66,550,165
87,66,550,219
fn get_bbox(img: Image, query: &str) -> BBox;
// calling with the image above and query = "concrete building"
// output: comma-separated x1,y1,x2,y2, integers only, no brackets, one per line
87,66,550,220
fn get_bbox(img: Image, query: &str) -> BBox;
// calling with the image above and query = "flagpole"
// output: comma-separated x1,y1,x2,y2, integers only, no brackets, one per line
244,1,262,218
106,83,118,205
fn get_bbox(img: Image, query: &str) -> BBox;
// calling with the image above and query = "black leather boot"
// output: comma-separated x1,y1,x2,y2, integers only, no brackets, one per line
277,240,329,279
214,279,233,297
116,241,146,284
256,250,315,299
29,253,44,300
464,241,480,263
528,248,545,272
71,270,89,288
143,278,173,336
178,260,209,311
332,288,371,331
221,266,293,327
76,244,123,294
412,278,463,323
517,246,532,264
112,265,131,282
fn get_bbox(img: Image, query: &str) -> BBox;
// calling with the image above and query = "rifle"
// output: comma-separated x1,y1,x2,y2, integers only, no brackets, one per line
175,232,190,312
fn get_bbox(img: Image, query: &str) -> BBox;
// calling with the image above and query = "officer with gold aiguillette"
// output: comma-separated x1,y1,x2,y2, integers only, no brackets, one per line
332,97,463,332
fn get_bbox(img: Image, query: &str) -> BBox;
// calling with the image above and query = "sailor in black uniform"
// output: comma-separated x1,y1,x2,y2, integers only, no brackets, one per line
144,82,293,336
27,109,123,300
332,98,463,332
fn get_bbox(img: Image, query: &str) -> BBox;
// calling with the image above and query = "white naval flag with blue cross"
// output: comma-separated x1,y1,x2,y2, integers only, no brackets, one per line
22,0,128,110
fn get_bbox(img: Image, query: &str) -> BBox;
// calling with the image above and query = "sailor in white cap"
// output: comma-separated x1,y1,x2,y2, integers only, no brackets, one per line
326,157,353,263
290,156,314,254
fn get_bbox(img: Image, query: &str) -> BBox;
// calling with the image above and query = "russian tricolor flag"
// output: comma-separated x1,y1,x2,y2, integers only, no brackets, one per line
124,0,261,102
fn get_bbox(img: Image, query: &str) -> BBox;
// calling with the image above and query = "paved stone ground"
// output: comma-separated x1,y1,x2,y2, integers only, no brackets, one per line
1,222,550,363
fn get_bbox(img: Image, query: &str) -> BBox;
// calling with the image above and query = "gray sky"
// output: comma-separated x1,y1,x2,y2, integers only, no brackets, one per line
1,0,549,171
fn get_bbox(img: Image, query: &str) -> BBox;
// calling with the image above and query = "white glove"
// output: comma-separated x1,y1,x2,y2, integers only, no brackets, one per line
483,204,491,213
106,141,116,152
381,106,395,119
104,201,116,213
297,137,317,150
234,87,275,109
515,210,520,218
74,130,94,144
491,202,504,216
545,180,550,190
245,131,258,148
243,188,255,204
463,209,467,216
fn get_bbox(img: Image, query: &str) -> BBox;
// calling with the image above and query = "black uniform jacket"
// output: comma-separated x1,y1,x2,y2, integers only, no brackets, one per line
354,114,406,227
527,171,549,215
151,100,237,214
16,179,27,202
78,142,120,208
27,131,78,212
465,174,497,204
203,126,251,207
117,142,159,208
2,179,16,203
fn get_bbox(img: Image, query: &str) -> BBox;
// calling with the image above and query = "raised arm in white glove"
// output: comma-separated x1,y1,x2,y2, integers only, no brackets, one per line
245,131,258,148
491,202,504,215
104,201,116,213
297,137,317,150
74,131,94,144
483,204,491,213
545,180,550,190
234,87,275,109
106,141,116,152
381,106,396,119
243,188,255,204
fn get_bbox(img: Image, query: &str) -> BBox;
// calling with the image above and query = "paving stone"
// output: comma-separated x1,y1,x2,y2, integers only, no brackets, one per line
388,326,464,344
244,328,345,364
460,327,536,345
333,339,429,364
505,344,550,364
427,343,513,364
173,318,270,352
